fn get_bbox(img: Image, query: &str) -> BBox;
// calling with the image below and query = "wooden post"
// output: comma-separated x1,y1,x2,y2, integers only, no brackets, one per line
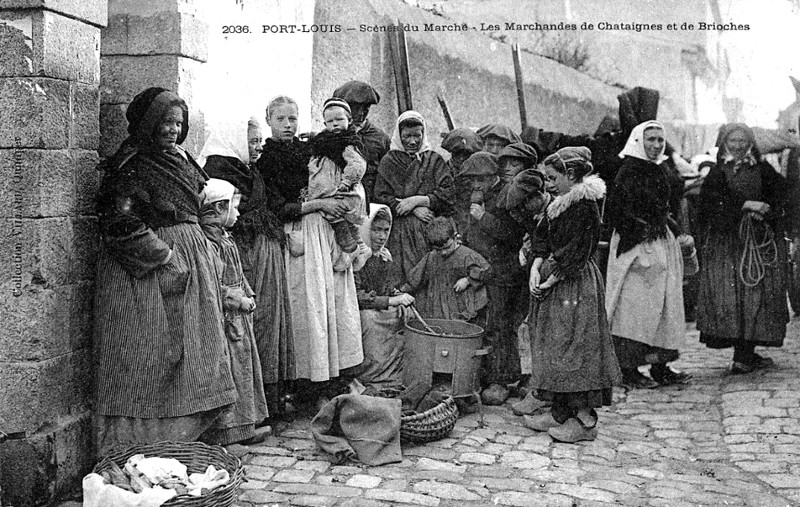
512,42,528,131
388,21,413,114
437,93,455,131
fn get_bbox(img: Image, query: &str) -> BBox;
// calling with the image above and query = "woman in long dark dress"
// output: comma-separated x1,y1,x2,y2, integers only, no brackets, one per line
199,117,295,419
374,110,455,285
524,147,621,443
697,123,789,373
93,87,235,455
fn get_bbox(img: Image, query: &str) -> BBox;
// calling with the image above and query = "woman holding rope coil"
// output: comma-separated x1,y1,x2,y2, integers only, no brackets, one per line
696,123,789,374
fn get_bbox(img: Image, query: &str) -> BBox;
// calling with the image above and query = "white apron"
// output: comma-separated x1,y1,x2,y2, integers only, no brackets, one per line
605,229,685,350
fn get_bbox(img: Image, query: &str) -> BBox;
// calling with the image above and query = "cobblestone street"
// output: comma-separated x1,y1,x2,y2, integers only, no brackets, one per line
234,317,800,507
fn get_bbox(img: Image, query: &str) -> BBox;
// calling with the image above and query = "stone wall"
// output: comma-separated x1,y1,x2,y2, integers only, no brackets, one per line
310,0,620,144
0,1,106,504
100,0,208,158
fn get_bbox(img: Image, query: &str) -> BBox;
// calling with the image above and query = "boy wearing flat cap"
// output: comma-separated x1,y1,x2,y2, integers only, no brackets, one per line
498,142,539,185
460,150,534,406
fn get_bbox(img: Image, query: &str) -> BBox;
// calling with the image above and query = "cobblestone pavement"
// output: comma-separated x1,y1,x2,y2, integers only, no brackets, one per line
234,317,800,507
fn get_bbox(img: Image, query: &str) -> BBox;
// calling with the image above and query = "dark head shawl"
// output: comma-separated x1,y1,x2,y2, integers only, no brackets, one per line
126,87,190,147
333,81,381,105
715,123,761,164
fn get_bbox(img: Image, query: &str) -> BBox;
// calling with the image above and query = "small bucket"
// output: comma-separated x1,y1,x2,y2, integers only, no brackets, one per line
402,318,490,397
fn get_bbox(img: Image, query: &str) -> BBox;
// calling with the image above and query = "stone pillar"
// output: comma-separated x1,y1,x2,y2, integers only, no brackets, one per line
0,0,106,505
100,0,208,158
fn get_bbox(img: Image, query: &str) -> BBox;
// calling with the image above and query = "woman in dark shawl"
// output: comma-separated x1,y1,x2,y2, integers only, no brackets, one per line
374,110,456,284
697,123,789,373
604,121,689,389
199,117,295,419
93,87,236,456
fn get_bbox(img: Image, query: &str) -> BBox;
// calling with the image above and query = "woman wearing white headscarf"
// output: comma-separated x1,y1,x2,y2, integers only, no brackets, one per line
374,110,455,284
200,118,296,419
352,205,415,391
605,121,690,389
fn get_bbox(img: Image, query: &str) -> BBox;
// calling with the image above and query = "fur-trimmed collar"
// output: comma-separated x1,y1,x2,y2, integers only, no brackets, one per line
546,174,606,219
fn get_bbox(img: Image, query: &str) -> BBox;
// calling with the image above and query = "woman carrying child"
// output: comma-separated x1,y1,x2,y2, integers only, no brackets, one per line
524,147,621,443
258,96,363,405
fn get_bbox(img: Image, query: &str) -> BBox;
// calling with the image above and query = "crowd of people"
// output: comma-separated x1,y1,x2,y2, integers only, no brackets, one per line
92,82,792,454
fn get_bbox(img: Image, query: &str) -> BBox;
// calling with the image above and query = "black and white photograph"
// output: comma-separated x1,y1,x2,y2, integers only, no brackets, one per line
2,0,800,505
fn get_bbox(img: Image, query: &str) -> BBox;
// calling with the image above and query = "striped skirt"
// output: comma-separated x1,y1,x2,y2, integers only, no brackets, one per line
94,222,236,420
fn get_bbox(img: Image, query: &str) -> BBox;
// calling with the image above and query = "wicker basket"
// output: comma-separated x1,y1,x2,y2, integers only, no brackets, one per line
400,396,459,443
92,441,244,507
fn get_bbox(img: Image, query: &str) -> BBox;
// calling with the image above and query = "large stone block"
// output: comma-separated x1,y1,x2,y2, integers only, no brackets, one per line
0,348,92,434
0,149,74,218
98,102,127,159
99,14,128,55
100,54,181,105
0,410,93,506
72,84,100,150
0,10,101,84
0,216,98,289
102,11,208,62
0,77,71,149
75,151,101,215
0,149,99,218
0,0,107,27
0,281,93,363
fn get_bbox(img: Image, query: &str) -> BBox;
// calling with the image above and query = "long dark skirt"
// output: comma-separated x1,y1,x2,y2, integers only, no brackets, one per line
529,259,621,405
236,234,297,383
387,214,430,285
483,284,528,386
697,232,788,348
93,223,236,455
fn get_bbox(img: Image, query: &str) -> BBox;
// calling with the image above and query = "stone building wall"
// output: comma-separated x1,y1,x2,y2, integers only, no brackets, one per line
309,0,620,143
0,1,106,504
0,0,208,503
100,0,208,158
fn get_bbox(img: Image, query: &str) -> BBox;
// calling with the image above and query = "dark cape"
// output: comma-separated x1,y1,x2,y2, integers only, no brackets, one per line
257,137,311,223
605,156,682,256
358,119,391,206
204,154,284,243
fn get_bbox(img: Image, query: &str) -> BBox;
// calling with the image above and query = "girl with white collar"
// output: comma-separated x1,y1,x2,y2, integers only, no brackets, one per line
523,146,622,443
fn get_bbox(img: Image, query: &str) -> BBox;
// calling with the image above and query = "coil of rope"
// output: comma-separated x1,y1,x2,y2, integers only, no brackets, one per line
738,213,778,287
